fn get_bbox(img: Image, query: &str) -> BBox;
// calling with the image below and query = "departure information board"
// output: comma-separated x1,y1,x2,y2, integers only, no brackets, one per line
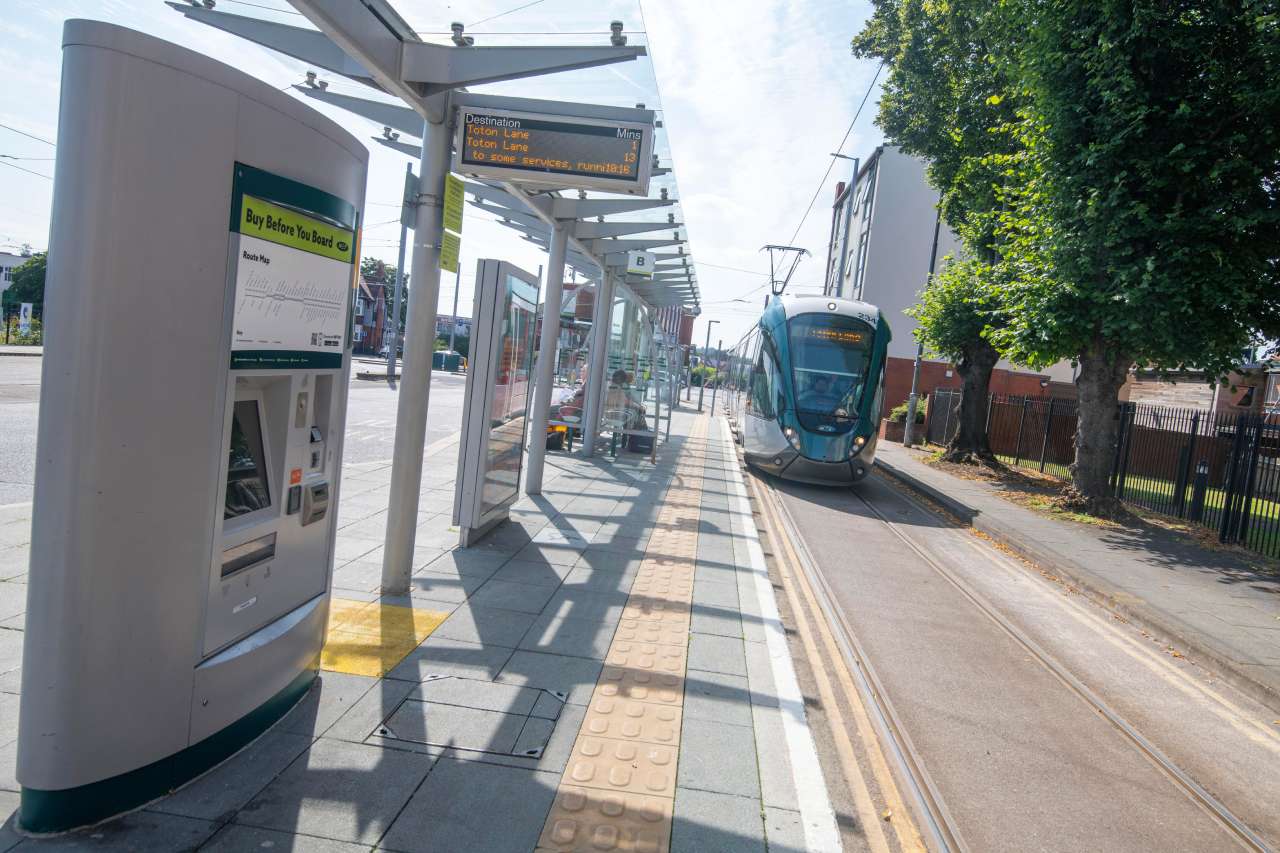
454,106,653,195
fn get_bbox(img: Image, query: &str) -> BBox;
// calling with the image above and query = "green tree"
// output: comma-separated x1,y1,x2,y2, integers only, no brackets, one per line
906,258,1003,461
2,252,47,313
992,0,1280,513
853,0,1024,461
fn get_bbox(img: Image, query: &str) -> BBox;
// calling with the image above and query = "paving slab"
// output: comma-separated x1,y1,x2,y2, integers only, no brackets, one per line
383,635,515,683
198,824,370,852
381,759,559,853
494,650,603,706
676,718,760,799
519,614,617,660
681,668,752,727
150,730,313,822
11,812,216,852
466,579,558,615
431,603,539,648
234,739,432,845
670,788,766,853
686,632,747,677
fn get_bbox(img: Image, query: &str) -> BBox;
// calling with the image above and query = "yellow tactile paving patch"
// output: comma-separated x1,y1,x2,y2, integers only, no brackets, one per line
538,417,709,853
320,597,449,677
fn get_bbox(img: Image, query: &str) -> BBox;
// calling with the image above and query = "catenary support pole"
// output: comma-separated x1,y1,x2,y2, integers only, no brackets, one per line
903,210,942,448
381,98,449,595
386,160,412,382
526,222,569,494
697,320,718,411
710,337,722,413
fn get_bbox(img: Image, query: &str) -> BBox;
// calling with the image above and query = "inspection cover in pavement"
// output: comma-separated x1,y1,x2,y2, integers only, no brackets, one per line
371,676,566,757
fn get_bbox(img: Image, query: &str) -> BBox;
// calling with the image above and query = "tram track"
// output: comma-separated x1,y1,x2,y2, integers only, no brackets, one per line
747,466,965,853
848,478,1273,853
747,458,1276,852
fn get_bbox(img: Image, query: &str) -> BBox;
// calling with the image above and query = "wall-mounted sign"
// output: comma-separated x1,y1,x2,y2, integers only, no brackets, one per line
440,231,461,274
453,106,654,196
228,163,357,370
443,173,465,235
626,250,655,278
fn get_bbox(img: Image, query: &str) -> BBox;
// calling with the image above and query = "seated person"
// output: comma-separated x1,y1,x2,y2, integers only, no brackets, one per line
798,374,839,411
553,369,647,430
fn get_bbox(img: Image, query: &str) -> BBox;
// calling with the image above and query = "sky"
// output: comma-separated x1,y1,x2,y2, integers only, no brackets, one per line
0,0,885,347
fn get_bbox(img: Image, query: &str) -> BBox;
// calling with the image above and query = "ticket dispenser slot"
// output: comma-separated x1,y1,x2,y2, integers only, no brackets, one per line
302,481,329,525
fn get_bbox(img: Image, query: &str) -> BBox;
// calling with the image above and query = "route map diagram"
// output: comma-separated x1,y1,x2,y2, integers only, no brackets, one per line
237,268,346,324
231,232,348,353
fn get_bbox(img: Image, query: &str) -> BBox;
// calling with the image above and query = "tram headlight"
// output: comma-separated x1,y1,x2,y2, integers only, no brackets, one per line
783,426,801,450
853,435,867,450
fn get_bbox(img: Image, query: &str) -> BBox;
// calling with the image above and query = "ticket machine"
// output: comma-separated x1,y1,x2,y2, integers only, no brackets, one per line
17,22,367,832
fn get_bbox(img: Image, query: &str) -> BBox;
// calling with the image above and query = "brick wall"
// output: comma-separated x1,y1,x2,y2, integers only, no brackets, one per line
883,356,1056,414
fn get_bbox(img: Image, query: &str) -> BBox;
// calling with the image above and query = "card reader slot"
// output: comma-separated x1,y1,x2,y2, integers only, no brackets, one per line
221,532,277,578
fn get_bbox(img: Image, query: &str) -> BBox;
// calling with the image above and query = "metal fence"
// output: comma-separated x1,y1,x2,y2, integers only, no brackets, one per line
924,388,1280,559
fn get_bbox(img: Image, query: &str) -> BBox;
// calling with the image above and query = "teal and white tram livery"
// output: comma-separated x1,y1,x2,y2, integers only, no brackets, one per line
725,296,891,485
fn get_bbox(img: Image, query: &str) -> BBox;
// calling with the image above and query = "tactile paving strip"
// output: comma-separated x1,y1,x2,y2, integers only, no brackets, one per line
538,418,709,852
321,597,449,677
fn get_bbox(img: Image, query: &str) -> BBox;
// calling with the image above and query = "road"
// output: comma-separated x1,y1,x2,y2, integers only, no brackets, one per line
754,467,1280,852
0,354,467,506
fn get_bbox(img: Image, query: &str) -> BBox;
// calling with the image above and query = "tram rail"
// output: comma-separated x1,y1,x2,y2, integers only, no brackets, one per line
745,455,1275,853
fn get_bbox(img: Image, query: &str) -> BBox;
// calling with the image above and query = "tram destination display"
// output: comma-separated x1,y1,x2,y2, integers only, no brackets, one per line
454,106,654,195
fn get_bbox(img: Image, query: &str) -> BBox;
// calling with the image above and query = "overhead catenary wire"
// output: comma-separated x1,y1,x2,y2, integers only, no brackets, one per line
0,160,52,180
0,122,55,147
468,0,548,29
786,61,883,246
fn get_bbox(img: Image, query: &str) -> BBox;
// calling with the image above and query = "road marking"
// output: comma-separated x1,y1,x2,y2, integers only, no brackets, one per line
744,462,894,853
717,418,843,852
0,502,32,511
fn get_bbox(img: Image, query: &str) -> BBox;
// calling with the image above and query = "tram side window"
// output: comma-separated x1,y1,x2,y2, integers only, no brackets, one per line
750,335,780,419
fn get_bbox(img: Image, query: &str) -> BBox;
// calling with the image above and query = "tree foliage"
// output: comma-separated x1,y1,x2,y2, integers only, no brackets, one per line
854,0,1022,462
2,253,46,313
987,0,1280,509
992,0,1280,375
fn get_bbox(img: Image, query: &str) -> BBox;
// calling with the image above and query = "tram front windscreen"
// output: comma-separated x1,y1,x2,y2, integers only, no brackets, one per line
788,313,874,425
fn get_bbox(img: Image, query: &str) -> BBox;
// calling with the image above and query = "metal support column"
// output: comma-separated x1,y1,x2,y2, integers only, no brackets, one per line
526,221,569,494
582,274,614,456
447,266,462,355
697,320,718,412
386,161,412,382
381,99,450,594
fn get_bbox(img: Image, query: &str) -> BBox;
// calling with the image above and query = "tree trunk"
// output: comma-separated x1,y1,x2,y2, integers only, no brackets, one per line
1066,340,1130,516
943,339,1000,465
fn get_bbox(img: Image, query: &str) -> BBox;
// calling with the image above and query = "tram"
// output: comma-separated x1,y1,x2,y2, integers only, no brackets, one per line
723,295,891,485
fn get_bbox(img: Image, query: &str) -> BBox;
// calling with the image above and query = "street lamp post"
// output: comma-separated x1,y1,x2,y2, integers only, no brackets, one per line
697,319,718,412
903,209,943,448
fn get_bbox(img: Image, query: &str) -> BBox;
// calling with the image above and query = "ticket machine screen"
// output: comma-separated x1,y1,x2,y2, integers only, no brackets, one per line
225,400,271,519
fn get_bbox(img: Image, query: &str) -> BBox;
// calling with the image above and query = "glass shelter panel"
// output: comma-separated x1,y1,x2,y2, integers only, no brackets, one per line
481,273,539,515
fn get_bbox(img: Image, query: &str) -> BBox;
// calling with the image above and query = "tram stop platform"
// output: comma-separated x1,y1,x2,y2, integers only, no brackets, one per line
0,408,840,852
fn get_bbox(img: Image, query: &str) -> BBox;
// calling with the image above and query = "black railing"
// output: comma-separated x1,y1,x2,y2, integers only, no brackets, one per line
923,388,1280,560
